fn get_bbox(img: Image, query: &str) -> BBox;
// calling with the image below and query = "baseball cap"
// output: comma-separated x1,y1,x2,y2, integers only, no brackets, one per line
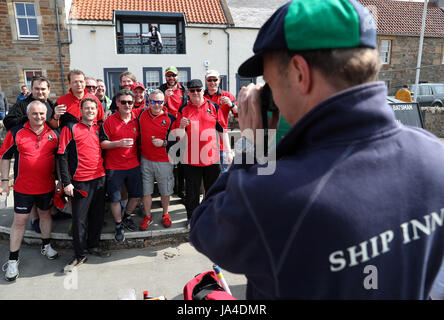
238,0,377,77
187,79,203,89
165,66,178,75
205,70,220,79
130,81,145,91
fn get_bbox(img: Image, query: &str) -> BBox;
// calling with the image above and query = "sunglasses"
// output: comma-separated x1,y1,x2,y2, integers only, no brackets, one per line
206,79,218,82
119,100,134,105
86,85,97,89
189,88,202,93
166,74,176,78
150,100,163,105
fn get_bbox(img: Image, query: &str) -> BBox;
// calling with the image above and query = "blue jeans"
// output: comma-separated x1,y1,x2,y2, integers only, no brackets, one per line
0,111,5,120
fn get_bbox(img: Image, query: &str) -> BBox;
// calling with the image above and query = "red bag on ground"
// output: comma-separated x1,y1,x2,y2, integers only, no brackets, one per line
183,270,237,300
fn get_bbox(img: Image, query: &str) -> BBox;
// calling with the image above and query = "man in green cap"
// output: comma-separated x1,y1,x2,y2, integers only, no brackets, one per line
189,0,444,299
159,66,188,199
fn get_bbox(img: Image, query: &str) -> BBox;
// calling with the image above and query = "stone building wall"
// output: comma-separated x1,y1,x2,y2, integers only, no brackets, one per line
0,0,70,104
422,107,444,138
377,35,444,95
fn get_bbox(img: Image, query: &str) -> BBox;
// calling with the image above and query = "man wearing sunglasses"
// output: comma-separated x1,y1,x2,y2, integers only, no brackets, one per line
85,77,98,95
100,90,142,242
204,70,238,173
174,79,232,224
158,66,187,117
138,89,178,229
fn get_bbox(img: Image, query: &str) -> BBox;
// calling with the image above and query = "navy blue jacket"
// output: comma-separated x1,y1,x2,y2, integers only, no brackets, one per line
190,82,444,299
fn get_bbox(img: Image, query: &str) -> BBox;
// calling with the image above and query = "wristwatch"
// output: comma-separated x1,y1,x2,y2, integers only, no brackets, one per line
234,137,254,154
163,140,168,147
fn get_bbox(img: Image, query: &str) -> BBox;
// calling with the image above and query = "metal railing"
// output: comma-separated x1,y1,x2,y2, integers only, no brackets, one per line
116,34,185,54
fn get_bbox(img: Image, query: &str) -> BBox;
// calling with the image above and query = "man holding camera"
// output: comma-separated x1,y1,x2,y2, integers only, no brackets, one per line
190,0,444,299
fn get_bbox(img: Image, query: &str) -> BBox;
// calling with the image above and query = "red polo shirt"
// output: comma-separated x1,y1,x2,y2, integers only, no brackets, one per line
165,83,184,116
139,107,175,162
100,112,140,170
0,122,58,194
175,98,223,166
56,89,104,123
57,122,105,182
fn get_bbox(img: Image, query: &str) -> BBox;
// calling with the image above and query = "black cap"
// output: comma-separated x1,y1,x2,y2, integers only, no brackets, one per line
187,79,203,89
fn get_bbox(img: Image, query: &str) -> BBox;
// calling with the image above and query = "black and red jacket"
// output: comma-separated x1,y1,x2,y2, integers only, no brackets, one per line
159,83,188,117
57,121,105,186
175,98,223,166
0,122,59,194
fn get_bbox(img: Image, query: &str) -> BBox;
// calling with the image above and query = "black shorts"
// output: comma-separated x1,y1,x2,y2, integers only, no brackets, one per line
14,190,54,214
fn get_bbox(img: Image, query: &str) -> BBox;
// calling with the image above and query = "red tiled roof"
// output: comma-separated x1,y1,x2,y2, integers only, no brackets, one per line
70,0,228,24
359,0,444,37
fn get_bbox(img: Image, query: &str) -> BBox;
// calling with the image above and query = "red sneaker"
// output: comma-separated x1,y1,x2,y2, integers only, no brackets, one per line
139,216,153,231
162,213,172,228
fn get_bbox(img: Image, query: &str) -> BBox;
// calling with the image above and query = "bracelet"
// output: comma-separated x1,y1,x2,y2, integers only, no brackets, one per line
1,179,8,182
163,140,167,147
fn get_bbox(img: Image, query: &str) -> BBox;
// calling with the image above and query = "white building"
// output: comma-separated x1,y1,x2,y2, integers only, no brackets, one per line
67,0,287,97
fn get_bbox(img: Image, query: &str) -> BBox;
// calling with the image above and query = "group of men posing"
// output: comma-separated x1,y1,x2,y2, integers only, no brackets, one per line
0,66,238,281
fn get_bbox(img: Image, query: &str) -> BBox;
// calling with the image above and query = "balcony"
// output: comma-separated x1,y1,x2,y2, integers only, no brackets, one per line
116,34,185,54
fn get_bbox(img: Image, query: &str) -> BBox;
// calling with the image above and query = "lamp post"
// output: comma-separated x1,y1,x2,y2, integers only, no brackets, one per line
412,0,428,102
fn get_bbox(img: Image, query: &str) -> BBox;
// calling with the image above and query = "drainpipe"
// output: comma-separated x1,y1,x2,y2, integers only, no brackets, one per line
223,27,230,91
55,0,72,94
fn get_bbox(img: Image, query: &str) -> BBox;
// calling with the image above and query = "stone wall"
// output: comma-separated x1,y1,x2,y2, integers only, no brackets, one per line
377,35,444,95
0,0,70,104
422,107,444,138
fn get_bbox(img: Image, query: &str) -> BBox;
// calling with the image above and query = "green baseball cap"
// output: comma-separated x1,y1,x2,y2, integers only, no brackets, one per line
238,0,377,77
165,66,178,75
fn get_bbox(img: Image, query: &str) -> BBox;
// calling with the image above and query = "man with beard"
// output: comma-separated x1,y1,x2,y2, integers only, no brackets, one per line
159,66,187,199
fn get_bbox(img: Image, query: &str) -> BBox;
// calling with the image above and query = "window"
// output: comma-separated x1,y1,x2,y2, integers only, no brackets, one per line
143,68,162,91
236,75,257,96
14,3,39,40
177,68,191,88
380,40,391,64
419,85,432,96
103,68,128,98
115,11,186,54
24,69,42,88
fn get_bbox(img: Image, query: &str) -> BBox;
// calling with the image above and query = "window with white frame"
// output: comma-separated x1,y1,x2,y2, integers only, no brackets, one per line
144,69,161,91
24,70,42,88
177,68,190,88
380,39,391,64
14,2,39,40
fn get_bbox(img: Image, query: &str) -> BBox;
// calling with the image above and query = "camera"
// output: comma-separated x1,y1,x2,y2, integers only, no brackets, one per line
260,83,278,112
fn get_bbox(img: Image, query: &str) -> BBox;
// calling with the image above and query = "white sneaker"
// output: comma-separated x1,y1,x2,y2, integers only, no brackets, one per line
41,244,58,260
2,260,19,281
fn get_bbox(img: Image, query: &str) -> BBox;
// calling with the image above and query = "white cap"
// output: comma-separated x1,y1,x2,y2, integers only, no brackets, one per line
205,70,220,79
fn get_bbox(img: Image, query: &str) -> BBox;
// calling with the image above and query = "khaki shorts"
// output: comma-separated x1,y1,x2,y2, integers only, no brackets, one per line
140,157,174,196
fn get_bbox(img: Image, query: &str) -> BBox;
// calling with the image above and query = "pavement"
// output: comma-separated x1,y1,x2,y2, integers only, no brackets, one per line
0,240,247,300
0,191,190,249
0,190,248,300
